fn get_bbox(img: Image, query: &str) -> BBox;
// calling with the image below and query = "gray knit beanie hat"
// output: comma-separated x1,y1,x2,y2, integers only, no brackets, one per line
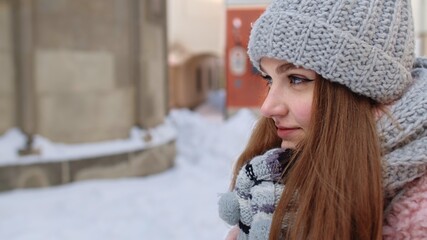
248,0,415,103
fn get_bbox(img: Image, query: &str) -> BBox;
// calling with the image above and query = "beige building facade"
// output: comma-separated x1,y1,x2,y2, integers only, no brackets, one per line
169,53,223,108
167,0,225,58
0,0,168,143
412,0,427,56
167,0,225,109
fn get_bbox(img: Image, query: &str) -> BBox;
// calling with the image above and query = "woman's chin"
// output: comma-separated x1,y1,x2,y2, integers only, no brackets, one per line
281,140,297,149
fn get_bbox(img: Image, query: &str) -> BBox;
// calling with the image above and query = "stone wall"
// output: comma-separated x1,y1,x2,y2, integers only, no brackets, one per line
33,0,136,142
35,49,135,142
1,0,168,143
0,0,173,191
0,0,15,133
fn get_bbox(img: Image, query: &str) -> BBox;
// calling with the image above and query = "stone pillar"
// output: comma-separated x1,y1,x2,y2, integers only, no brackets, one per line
130,0,142,127
0,0,16,134
135,0,168,128
12,0,39,154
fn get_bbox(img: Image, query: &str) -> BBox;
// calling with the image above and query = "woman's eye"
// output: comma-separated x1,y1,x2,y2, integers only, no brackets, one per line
261,74,272,86
289,75,312,85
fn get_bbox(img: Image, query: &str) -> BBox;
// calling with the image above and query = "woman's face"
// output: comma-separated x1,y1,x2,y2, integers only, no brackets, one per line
259,57,316,149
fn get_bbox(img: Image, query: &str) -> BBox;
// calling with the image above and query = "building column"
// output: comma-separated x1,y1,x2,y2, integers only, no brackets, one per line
134,0,169,129
12,0,39,155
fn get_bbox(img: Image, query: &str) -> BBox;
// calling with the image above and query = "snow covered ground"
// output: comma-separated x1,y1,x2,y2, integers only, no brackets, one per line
0,90,259,240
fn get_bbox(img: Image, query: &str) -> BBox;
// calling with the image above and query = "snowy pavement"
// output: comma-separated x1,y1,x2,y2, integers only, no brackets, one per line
0,91,259,240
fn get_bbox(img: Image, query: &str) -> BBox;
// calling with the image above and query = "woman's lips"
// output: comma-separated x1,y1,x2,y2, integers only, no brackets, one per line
276,127,300,138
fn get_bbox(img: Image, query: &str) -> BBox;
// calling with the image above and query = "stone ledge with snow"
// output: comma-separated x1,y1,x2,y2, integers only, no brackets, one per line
0,121,177,191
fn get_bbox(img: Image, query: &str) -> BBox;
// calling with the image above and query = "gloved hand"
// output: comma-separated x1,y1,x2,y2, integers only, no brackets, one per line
218,148,292,240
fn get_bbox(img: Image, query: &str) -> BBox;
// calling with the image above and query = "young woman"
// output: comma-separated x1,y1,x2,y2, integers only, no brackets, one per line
218,0,427,239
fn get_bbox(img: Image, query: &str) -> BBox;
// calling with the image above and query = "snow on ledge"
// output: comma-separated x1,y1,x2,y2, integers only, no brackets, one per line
0,120,177,167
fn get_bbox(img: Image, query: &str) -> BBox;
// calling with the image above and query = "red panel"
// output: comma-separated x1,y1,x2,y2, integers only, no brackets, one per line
225,8,268,108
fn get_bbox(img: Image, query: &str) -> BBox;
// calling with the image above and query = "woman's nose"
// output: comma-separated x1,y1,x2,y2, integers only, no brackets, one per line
260,86,287,118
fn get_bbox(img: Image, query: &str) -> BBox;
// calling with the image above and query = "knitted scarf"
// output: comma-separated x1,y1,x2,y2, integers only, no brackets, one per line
379,57,427,202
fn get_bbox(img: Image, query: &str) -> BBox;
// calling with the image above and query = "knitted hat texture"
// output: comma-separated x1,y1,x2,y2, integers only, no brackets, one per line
248,0,415,103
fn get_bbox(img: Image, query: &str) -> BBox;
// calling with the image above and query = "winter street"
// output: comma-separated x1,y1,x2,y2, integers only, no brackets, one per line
0,91,257,240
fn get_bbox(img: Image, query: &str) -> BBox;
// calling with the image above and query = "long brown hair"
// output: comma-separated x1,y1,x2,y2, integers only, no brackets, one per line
231,77,383,239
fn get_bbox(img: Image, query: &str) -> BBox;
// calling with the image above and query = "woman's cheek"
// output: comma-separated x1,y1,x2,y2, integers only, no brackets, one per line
296,101,313,128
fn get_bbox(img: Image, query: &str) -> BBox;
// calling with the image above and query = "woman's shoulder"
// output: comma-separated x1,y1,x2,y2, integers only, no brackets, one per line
383,173,427,239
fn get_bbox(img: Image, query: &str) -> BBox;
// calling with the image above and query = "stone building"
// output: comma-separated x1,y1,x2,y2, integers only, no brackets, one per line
0,0,174,191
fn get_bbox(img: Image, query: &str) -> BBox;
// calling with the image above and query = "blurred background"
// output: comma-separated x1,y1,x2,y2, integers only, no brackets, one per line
0,0,426,239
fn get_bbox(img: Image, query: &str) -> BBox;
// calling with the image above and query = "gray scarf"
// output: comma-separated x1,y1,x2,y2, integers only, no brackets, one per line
378,57,427,200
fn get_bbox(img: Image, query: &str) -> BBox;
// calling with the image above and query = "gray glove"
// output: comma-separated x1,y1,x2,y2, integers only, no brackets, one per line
218,148,292,240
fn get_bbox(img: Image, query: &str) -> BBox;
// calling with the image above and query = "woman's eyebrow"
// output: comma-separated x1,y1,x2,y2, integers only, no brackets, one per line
276,63,297,75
